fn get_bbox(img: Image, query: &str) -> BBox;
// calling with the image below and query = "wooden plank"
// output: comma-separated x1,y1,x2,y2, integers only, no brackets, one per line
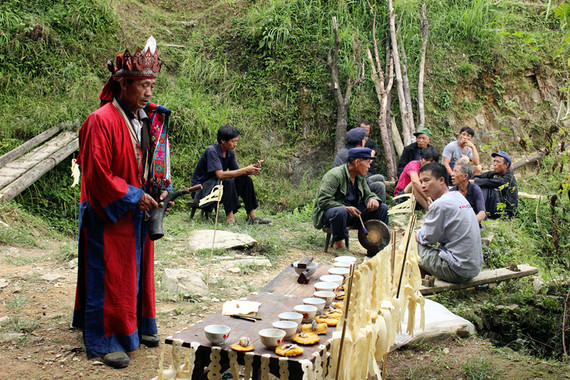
0,137,78,202
0,132,77,191
0,126,61,168
420,264,538,295
262,263,331,296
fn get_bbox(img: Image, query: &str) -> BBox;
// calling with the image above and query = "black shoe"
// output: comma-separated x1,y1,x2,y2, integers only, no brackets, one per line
102,351,130,369
141,334,160,347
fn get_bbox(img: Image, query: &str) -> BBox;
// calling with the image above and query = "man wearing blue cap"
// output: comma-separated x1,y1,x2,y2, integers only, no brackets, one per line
471,151,518,218
313,147,389,252
333,127,386,203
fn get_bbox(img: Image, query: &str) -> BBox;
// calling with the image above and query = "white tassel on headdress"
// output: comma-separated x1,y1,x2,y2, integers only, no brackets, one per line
144,36,157,55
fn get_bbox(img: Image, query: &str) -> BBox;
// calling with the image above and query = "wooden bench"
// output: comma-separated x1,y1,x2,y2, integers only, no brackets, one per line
420,264,538,295
322,226,354,252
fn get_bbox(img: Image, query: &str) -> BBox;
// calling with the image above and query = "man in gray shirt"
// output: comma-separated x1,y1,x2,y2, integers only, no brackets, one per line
415,163,483,283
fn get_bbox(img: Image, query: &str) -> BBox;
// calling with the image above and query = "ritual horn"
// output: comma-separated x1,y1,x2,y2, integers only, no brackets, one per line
148,184,202,240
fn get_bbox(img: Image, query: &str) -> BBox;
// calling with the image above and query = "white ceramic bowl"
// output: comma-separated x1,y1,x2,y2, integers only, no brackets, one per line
204,324,231,345
313,290,336,306
278,311,303,325
272,320,298,338
333,256,357,263
303,297,326,312
333,261,352,269
292,261,319,275
258,328,286,348
319,274,344,285
328,267,350,278
293,304,318,323
314,281,339,293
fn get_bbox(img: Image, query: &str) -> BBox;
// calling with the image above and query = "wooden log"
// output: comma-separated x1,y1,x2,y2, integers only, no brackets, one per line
0,136,78,203
420,264,538,295
0,127,61,168
511,151,545,171
0,132,78,191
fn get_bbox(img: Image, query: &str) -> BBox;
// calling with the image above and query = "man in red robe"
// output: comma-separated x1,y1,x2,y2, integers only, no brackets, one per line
73,37,170,369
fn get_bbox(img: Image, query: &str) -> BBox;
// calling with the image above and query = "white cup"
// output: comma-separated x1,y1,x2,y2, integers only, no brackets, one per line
259,328,286,348
314,281,339,293
303,297,326,312
278,311,303,325
313,290,336,306
272,320,298,338
204,325,231,345
319,274,344,285
293,304,318,323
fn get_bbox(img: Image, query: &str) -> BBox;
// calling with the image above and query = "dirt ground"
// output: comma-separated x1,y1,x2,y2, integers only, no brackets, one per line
0,232,568,379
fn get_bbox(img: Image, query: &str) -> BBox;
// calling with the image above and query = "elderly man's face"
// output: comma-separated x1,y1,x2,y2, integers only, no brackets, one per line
355,158,372,176
120,78,155,113
451,165,467,185
493,156,509,175
416,134,430,149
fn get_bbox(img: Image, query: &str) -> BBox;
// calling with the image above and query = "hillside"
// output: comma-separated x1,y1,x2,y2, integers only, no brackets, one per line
1,0,570,375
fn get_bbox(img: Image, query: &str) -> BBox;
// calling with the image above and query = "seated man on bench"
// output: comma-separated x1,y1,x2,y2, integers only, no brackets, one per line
415,163,483,283
191,125,271,226
312,147,389,253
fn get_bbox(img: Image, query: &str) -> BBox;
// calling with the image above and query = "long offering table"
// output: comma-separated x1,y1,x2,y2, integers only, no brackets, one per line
165,263,336,379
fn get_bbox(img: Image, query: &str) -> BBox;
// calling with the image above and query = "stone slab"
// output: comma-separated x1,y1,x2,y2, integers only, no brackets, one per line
187,229,258,251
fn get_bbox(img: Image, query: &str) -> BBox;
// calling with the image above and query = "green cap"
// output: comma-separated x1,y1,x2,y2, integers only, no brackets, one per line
413,127,432,138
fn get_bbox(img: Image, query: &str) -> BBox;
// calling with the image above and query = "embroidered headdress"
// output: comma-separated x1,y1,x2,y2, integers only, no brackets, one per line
99,36,162,104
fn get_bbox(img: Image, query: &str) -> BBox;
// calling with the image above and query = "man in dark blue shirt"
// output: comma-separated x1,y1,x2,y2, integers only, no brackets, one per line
192,125,271,225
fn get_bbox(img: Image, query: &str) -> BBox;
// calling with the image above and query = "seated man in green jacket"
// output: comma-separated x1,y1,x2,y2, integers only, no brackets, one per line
313,147,389,251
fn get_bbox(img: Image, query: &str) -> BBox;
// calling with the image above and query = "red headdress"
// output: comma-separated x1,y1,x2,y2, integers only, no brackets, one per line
98,36,162,106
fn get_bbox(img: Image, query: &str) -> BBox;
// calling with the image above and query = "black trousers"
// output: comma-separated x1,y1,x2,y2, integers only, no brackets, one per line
195,176,258,215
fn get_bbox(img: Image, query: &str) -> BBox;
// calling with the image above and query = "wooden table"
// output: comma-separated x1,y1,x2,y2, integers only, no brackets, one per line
166,263,335,379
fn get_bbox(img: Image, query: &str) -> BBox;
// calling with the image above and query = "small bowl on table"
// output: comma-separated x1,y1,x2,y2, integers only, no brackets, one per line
204,324,231,345
319,274,344,286
294,304,318,323
313,290,336,306
272,320,298,338
278,311,303,326
303,297,326,312
292,261,318,276
333,256,357,264
259,328,286,348
328,267,350,278
314,281,339,293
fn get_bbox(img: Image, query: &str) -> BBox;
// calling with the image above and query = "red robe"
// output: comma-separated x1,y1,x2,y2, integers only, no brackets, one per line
73,101,157,358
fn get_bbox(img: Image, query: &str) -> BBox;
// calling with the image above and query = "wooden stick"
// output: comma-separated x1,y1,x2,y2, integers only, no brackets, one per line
335,262,356,380
206,183,223,286
397,215,416,298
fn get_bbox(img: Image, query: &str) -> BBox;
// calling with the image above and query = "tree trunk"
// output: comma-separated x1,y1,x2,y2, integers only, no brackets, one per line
398,32,415,135
388,0,412,145
328,16,364,154
366,8,397,180
417,3,429,130
391,116,404,156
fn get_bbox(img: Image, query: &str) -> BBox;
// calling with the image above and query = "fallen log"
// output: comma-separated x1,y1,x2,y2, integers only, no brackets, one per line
0,133,78,203
512,151,545,171
0,127,61,168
